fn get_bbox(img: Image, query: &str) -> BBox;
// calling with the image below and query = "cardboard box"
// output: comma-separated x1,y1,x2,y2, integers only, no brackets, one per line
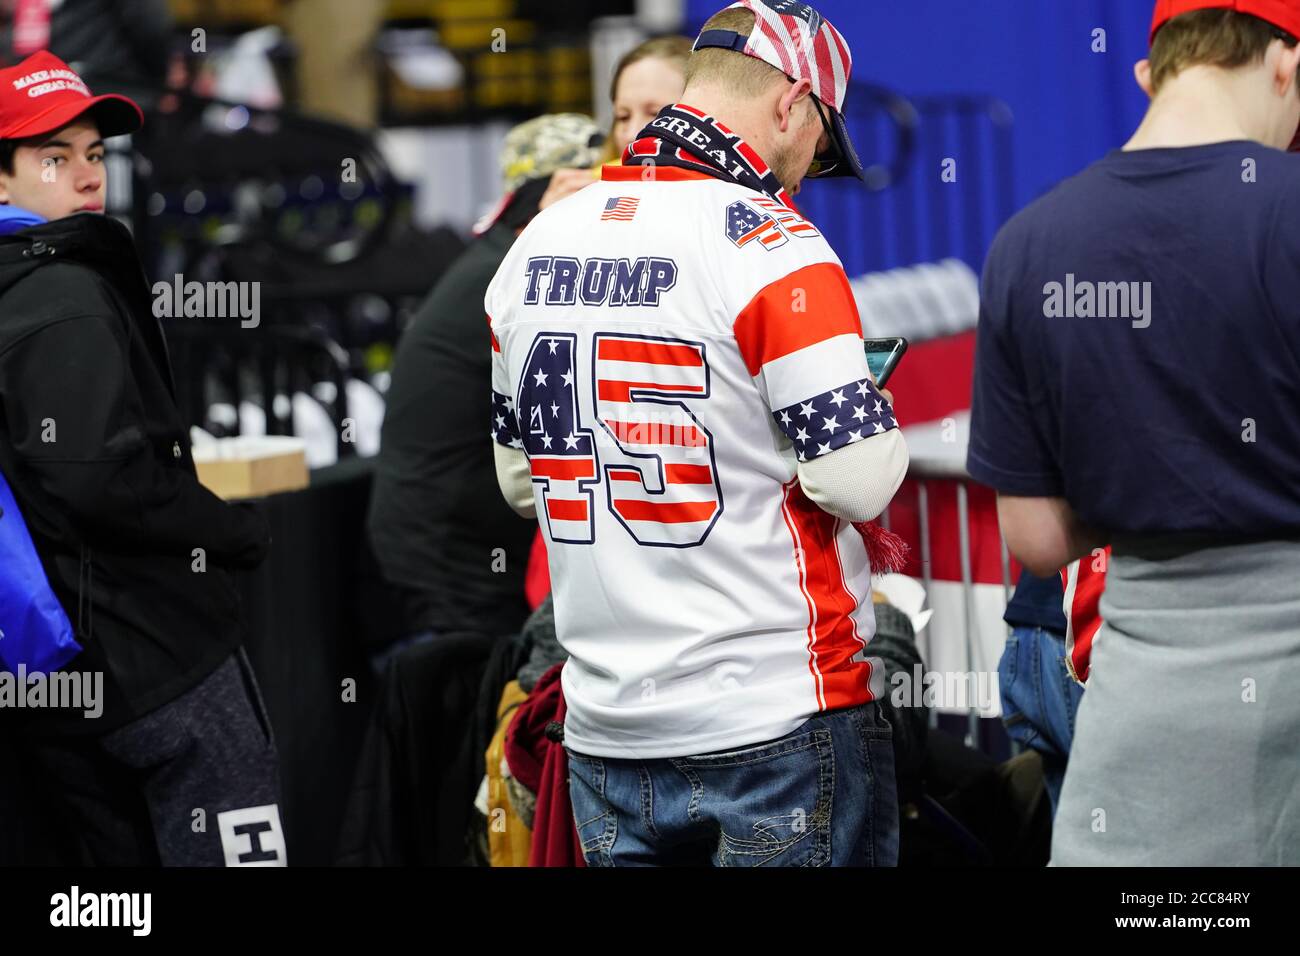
193,436,310,500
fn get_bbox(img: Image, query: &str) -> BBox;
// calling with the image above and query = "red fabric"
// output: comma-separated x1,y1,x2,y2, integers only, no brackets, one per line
504,662,584,867
600,164,716,182
12,0,50,57
886,330,975,428
885,477,1020,584
523,529,550,609
1150,0,1300,45
1062,549,1109,684
731,263,864,375
850,520,911,575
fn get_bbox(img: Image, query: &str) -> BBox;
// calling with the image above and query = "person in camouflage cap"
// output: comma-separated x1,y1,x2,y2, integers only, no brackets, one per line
473,112,604,235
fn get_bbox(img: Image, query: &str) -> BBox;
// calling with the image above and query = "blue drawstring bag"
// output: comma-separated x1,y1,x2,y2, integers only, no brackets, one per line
0,468,81,673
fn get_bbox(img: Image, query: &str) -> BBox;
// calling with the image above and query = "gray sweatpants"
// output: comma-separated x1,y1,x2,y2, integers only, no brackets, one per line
24,649,287,866
1052,537,1300,866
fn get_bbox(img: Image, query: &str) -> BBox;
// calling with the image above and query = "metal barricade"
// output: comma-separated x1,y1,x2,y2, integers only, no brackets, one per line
881,450,1016,754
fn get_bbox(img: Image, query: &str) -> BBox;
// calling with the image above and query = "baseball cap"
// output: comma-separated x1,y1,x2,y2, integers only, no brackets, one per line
473,112,604,235
498,113,604,193
1151,0,1300,44
692,0,865,182
0,50,143,141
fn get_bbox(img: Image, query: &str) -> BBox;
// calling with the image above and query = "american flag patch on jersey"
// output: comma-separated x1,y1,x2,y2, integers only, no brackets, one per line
601,196,639,221
725,200,787,250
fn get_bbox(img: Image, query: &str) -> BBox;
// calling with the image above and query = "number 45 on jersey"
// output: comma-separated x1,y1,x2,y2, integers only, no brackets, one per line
516,330,725,548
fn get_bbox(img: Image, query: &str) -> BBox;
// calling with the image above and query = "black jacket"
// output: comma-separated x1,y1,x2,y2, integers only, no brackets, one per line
0,213,269,735
368,223,534,638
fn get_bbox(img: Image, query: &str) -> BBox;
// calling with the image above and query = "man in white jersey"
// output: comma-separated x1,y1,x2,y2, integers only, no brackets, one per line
486,0,909,866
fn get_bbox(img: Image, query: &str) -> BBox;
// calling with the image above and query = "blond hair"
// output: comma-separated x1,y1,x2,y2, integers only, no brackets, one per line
682,7,788,99
601,35,693,163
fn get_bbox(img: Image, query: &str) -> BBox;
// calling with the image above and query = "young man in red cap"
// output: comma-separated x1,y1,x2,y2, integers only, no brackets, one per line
0,51,283,866
487,1,908,866
969,1,1300,865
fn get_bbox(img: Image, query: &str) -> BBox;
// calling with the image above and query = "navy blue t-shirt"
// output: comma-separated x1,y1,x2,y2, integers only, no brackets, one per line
969,141,1300,536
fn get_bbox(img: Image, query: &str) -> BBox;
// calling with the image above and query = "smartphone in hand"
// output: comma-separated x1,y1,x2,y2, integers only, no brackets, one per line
863,337,909,389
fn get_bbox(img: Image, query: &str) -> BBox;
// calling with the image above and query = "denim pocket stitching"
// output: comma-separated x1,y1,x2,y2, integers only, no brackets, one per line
568,753,613,831
714,731,834,866
852,705,892,769
857,716,899,867
678,728,829,769
668,759,706,825
578,810,616,850
1001,630,1022,687
568,757,617,865
637,764,660,840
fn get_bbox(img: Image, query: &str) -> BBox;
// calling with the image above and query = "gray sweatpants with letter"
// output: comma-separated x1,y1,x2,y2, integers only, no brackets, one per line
22,649,287,866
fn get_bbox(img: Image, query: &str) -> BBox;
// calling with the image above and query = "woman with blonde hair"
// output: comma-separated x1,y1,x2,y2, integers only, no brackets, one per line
602,35,693,161
540,35,692,209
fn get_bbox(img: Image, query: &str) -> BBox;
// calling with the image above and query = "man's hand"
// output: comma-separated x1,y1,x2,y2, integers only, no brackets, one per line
538,168,598,211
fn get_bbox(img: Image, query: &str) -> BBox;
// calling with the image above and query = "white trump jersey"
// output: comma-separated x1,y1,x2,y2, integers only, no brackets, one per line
486,164,899,758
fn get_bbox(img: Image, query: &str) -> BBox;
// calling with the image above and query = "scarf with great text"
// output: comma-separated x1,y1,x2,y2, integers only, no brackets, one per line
622,102,794,206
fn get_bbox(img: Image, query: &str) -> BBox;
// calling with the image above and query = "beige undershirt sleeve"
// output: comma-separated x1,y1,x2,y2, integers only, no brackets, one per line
493,443,536,519
796,428,909,522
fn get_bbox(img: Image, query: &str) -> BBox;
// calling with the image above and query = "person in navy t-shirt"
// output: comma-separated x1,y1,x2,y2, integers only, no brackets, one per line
970,1,1300,865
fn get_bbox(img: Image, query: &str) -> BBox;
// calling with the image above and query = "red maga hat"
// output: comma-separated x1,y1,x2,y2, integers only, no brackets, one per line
0,50,143,141
1151,0,1300,45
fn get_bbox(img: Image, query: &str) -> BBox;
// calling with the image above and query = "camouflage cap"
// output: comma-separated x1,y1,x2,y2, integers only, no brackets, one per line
499,112,604,193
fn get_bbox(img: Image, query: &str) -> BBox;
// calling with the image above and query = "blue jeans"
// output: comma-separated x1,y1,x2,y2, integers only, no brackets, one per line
564,701,898,866
998,625,1084,814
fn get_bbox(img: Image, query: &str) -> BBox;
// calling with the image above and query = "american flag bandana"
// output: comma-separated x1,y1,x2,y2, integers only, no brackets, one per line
713,0,852,115
622,103,795,207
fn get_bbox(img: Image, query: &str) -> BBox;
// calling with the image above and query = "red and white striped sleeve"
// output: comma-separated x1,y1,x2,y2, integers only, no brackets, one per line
732,261,897,463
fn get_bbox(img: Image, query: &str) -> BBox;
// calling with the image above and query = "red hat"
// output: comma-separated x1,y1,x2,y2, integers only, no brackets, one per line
0,50,143,141
1151,0,1300,45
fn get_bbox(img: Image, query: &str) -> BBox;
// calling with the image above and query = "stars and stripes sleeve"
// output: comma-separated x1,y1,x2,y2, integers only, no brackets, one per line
732,261,898,462
487,313,523,450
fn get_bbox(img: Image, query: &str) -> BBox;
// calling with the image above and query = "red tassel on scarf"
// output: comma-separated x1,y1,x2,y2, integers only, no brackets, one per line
851,520,911,576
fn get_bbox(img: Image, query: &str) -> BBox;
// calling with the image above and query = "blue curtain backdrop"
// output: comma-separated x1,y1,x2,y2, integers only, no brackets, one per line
683,0,1154,275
